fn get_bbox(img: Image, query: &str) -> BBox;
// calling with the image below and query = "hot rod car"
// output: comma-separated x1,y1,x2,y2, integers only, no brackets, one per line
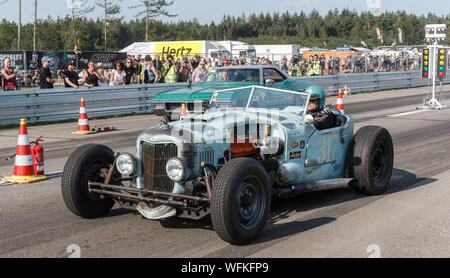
61,85,393,245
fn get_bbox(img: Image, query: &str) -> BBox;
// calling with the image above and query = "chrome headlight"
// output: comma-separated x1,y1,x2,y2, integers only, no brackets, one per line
166,158,185,182
116,153,136,176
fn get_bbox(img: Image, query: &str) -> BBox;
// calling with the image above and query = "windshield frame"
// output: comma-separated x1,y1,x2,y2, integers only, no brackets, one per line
200,68,262,84
209,85,311,119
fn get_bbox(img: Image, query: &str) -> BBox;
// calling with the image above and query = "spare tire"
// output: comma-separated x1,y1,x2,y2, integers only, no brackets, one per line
350,126,394,195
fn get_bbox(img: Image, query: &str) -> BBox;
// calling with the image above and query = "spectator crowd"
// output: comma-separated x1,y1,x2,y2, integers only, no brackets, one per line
0,51,436,91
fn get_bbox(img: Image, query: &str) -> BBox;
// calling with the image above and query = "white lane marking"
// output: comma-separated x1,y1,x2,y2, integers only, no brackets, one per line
389,109,429,117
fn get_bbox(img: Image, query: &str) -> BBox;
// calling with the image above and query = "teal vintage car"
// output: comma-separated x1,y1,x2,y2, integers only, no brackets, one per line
151,65,309,120
62,85,394,245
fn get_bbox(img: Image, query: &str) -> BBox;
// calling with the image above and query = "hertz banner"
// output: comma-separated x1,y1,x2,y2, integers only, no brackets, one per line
154,41,204,59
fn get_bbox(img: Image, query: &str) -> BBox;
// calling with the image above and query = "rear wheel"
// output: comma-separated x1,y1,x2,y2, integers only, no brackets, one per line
350,126,394,195
61,144,115,218
211,158,271,245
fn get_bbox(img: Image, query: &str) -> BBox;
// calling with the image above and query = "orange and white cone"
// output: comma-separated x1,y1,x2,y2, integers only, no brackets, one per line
180,103,187,119
2,119,46,184
73,98,93,135
336,90,345,114
344,84,350,96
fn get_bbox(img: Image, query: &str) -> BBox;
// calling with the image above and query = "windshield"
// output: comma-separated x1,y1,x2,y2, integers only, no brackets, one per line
209,86,310,117
201,68,260,83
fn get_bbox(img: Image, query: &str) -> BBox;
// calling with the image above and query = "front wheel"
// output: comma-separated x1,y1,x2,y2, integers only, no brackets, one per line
211,158,271,245
350,126,394,195
61,144,116,218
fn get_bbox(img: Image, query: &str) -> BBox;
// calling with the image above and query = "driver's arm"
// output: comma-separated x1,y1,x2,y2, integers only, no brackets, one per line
313,109,338,131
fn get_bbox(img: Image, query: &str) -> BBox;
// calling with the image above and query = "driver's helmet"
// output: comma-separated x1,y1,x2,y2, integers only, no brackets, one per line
305,85,326,109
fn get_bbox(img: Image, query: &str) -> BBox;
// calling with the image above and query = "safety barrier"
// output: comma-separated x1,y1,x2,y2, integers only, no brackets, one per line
0,70,449,126
297,70,450,96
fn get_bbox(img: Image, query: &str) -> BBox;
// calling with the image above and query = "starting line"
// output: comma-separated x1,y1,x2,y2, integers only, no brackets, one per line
0,172,63,188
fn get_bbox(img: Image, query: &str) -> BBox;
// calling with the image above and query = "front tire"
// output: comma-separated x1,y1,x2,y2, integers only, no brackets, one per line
61,144,116,218
211,158,271,245
350,126,394,195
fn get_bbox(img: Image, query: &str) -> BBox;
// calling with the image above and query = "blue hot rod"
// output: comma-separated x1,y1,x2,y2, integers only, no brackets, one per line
62,85,394,245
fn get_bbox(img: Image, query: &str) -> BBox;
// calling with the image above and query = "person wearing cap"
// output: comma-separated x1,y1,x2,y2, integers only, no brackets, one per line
306,86,338,131
62,60,79,88
39,56,54,89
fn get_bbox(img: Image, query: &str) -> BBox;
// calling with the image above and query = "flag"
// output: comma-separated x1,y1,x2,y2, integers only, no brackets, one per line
398,28,403,44
375,8,381,13
376,28,381,40
391,40,396,47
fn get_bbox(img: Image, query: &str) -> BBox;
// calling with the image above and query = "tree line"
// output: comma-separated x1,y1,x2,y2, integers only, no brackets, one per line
0,9,449,52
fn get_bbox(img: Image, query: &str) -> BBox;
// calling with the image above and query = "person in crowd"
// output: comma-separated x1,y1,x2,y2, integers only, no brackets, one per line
124,58,137,85
62,60,79,88
308,55,321,76
192,60,207,82
110,60,126,86
143,55,159,84
161,55,177,83
177,58,191,83
40,56,55,89
1,57,20,91
96,63,108,86
83,61,104,88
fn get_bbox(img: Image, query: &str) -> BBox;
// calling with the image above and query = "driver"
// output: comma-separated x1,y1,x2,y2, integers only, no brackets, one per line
306,86,338,130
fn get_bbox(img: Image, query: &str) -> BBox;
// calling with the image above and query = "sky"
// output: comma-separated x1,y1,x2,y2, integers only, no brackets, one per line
0,0,449,25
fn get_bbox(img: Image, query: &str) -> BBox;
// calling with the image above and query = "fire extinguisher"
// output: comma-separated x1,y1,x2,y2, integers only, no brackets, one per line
30,135,44,176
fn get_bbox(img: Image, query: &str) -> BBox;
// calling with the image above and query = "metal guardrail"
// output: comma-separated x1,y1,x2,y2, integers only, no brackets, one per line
0,71,449,126
297,70,450,96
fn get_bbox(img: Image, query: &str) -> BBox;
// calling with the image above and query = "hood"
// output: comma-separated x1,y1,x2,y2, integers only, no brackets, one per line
152,82,258,101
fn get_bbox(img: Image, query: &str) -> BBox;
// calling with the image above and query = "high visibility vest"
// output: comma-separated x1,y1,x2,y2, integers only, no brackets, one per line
296,65,303,77
164,65,177,83
309,61,321,76
139,62,145,82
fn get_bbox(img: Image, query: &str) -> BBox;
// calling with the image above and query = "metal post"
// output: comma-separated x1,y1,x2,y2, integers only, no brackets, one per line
17,0,21,50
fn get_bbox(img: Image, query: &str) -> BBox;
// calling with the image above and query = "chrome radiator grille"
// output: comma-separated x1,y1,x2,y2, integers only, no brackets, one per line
142,143,178,193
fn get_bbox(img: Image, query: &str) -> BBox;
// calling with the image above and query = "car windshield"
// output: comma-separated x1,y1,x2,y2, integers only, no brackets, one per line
201,68,260,83
209,86,310,117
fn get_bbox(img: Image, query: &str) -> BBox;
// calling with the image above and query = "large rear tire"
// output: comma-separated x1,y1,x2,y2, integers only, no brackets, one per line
350,126,394,195
211,158,271,245
61,144,115,218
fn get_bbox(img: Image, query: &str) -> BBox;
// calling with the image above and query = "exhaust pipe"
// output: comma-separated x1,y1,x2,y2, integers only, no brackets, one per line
274,178,355,199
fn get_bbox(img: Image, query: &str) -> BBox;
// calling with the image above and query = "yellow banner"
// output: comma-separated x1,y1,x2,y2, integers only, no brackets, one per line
154,42,204,59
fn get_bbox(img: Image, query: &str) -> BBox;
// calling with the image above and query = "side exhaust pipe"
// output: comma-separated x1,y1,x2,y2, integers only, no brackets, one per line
274,178,355,199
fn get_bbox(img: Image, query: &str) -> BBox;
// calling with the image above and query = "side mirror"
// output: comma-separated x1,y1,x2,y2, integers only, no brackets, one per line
304,114,314,126
265,79,274,86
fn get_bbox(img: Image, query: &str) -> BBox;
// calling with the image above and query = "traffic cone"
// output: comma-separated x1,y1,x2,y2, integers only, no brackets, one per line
73,98,93,135
2,119,46,184
344,84,350,96
336,90,345,114
180,103,187,118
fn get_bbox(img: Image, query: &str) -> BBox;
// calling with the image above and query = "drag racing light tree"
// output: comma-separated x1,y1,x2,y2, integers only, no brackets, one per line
437,48,448,80
424,24,447,109
422,48,430,78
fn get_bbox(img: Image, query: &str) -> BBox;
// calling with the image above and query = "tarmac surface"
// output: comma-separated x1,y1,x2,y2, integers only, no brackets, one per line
1,84,450,258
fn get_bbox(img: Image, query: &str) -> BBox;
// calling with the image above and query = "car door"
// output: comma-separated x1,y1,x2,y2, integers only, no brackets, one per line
303,125,346,182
